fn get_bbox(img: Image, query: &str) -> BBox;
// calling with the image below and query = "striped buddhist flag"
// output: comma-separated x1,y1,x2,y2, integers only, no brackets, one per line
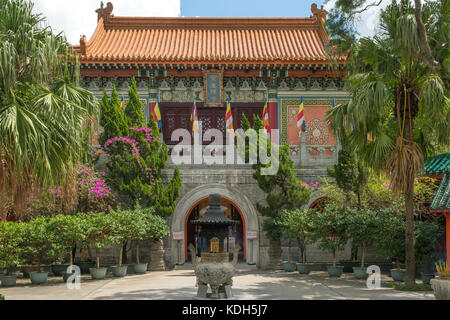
191,101,199,133
152,100,162,128
261,99,270,133
225,98,235,136
297,98,306,133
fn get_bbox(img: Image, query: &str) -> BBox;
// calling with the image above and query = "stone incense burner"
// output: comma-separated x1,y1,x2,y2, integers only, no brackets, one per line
189,194,241,299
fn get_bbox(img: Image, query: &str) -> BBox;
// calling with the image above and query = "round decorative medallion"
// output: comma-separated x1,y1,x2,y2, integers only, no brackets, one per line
162,91,172,101
255,91,265,101
306,118,329,145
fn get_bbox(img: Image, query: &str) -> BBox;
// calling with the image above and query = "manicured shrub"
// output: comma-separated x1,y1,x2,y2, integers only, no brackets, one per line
310,202,349,267
47,214,88,266
21,217,55,271
0,221,23,274
276,209,314,263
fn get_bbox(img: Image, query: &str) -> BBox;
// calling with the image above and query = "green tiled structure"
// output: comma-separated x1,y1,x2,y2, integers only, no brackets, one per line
424,153,450,213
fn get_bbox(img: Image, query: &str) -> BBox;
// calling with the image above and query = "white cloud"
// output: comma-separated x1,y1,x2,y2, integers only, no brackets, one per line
324,0,390,37
31,0,181,45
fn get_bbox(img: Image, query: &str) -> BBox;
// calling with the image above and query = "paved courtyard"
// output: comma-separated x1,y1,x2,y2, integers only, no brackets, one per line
0,263,434,300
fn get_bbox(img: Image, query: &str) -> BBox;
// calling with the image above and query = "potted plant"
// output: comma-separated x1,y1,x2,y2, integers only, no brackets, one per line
108,209,136,277
310,203,349,277
0,221,23,287
431,261,450,300
373,208,406,282
414,220,444,284
276,210,299,272
21,217,55,284
86,212,111,280
132,206,168,274
347,208,378,279
278,209,314,274
48,214,88,281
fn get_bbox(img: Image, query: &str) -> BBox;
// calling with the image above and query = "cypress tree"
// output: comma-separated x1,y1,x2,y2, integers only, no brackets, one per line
124,77,145,127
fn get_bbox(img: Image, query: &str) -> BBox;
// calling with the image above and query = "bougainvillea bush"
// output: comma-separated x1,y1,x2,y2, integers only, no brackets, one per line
74,166,116,213
99,79,180,214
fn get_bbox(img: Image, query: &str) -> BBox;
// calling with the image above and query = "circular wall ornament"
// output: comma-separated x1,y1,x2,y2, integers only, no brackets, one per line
306,118,329,145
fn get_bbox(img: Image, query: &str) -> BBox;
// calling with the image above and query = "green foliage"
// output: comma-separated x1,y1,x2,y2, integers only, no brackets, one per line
240,113,311,240
276,209,314,263
414,219,444,272
310,202,349,266
372,207,406,268
47,214,87,265
327,149,367,205
99,84,180,215
124,77,145,127
99,86,129,146
0,0,98,219
20,217,56,271
346,207,378,267
0,221,23,274
84,212,111,252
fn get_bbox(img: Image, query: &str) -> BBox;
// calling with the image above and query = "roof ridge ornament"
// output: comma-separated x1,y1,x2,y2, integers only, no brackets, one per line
96,2,114,22
310,3,328,23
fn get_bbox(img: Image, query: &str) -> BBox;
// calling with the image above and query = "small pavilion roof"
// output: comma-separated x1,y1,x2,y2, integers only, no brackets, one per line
424,153,450,175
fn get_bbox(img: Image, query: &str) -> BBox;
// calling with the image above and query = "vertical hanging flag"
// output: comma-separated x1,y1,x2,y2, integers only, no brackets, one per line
261,98,270,133
297,97,306,133
191,100,199,134
225,98,235,136
152,100,162,129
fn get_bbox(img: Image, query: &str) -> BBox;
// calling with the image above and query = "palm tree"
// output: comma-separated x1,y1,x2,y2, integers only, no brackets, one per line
327,0,449,285
0,0,97,219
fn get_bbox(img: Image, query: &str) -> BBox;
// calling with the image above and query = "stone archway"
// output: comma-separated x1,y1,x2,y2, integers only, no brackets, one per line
170,184,259,265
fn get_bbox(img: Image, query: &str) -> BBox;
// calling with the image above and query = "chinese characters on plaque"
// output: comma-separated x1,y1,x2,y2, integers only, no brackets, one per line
204,71,222,106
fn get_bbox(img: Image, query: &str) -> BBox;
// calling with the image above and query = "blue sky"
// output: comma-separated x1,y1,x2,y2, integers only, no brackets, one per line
180,0,324,17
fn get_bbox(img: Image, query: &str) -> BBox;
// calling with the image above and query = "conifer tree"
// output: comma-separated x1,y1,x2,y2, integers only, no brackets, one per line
99,83,180,215
241,114,311,241
124,77,145,127
99,86,129,146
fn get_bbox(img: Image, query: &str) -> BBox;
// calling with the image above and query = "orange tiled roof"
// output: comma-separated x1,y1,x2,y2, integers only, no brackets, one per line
76,3,336,65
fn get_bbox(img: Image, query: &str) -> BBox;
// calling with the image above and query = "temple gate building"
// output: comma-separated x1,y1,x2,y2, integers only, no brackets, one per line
74,2,371,269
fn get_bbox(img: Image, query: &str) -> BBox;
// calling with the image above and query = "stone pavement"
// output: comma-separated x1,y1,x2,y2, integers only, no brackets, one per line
0,263,434,300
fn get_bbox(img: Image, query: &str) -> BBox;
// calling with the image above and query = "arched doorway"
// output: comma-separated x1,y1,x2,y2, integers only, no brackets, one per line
184,197,246,262
170,184,259,266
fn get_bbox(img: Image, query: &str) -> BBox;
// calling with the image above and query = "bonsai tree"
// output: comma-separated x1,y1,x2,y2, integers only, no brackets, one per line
85,212,112,269
47,214,87,267
346,208,378,268
310,202,349,267
277,209,314,264
21,217,55,272
0,221,23,275
373,207,406,269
